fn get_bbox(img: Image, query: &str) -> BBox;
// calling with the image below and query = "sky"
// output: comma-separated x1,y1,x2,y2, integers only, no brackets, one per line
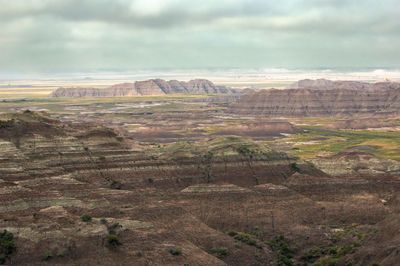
0,0,399,73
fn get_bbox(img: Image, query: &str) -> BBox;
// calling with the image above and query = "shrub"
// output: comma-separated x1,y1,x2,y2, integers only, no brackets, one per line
109,179,121,189
98,156,106,161
289,162,300,173
0,230,16,264
0,120,14,129
42,251,52,261
100,218,107,225
229,231,257,246
169,247,182,256
278,252,293,266
337,243,357,256
106,234,122,249
329,246,338,255
217,247,229,257
81,214,92,222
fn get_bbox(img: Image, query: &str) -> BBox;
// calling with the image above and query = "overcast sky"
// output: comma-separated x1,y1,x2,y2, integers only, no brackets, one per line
0,0,399,72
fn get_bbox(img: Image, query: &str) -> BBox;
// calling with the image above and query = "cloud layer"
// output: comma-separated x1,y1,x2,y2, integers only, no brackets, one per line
0,0,399,71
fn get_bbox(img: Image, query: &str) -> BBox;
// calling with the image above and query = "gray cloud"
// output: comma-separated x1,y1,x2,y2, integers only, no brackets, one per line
0,0,399,71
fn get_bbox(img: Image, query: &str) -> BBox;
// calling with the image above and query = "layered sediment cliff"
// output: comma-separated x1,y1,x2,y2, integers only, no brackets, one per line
230,87,400,117
288,78,400,90
51,79,235,97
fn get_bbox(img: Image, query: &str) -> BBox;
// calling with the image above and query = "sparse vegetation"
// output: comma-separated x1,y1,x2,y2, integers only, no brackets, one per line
314,255,338,266
301,246,324,263
268,234,294,266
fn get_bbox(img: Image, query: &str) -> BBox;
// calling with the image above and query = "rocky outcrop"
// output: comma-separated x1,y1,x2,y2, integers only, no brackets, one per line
50,79,235,97
288,78,400,90
229,87,400,117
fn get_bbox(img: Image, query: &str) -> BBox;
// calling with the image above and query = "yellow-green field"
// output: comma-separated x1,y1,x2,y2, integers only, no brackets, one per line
274,126,400,161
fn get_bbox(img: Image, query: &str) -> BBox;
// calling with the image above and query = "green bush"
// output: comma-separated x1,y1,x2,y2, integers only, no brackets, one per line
229,231,257,246
329,246,338,255
100,218,107,225
106,234,122,249
81,214,92,222
169,247,182,256
0,230,16,264
217,247,229,257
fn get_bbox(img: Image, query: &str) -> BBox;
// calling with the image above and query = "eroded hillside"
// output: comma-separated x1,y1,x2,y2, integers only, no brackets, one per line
1,111,400,265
